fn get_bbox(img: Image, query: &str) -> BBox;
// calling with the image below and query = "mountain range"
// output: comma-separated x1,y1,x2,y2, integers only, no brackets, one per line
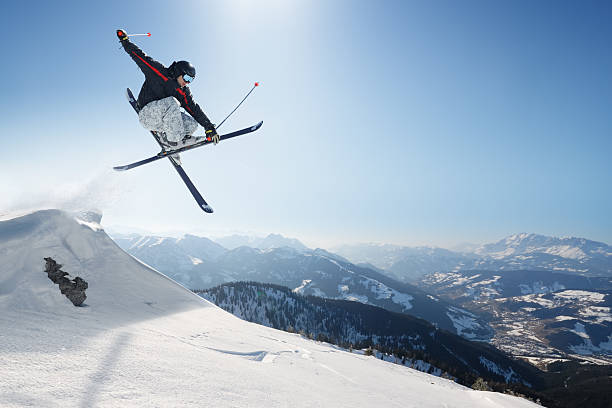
112,234,492,341
213,233,310,251
1,209,542,407
111,230,612,361
333,234,612,281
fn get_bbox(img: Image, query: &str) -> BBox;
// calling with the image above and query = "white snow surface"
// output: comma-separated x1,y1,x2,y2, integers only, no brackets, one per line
519,281,565,295
554,290,605,303
567,323,612,354
478,357,525,385
358,276,414,310
445,306,482,340
0,210,538,407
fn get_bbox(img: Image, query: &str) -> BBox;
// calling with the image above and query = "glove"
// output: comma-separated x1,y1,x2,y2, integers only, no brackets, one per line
116,29,129,42
206,128,220,145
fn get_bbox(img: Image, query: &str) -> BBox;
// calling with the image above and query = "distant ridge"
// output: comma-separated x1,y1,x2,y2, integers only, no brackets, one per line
333,233,612,280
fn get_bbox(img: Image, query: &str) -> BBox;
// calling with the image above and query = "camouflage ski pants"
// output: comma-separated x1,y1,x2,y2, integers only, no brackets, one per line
138,97,198,143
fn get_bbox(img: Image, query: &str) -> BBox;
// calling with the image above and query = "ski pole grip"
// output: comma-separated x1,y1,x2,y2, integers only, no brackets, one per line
117,29,128,41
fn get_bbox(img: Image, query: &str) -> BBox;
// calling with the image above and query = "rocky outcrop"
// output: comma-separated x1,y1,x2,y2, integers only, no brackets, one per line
43,257,88,306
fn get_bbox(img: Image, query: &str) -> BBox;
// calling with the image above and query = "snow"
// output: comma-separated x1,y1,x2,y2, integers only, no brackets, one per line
469,275,501,287
132,236,152,250
0,210,539,407
579,306,612,323
188,255,203,265
569,323,599,354
487,247,517,259
555,315,576,322
519,281,565,295
521,295,555,308
506,322,526,337
322,258,415,310
570,322,590,339
343,294,369,303
75,218,103,232
567,323,612,355
591,248,612,256
449,275,477,286
544,245,587,260
292,279,311,293
335,285,370,304
478,357,526,385
478,287,501,297
445,307,482,340
359,277,414,310
554,290,605,303
520,357,571,367
151,237,166,246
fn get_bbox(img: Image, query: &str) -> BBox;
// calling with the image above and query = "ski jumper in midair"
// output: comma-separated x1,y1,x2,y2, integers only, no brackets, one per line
116,29,219,151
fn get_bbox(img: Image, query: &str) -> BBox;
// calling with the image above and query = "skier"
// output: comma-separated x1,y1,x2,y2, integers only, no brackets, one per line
116,29,219,158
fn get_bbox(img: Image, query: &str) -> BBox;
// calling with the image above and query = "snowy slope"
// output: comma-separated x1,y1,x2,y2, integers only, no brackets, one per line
475,233,610,261
0,210,538,407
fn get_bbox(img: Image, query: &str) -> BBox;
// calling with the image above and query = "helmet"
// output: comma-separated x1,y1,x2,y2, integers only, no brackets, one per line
169,60,196,79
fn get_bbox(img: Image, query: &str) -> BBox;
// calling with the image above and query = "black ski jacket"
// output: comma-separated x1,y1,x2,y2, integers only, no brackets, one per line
121,39,214,131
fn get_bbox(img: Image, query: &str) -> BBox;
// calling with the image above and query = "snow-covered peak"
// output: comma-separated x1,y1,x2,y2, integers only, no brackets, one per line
262,245,302,258
213,233,309,251
475,233,611,261
0,209,205,314
246,233,307,251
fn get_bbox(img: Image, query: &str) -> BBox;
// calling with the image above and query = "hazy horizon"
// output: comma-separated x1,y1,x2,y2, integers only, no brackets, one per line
101,215,610,251
2,202,610,251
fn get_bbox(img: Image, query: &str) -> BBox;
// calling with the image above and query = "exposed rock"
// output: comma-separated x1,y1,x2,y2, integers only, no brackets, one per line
44,257,88,306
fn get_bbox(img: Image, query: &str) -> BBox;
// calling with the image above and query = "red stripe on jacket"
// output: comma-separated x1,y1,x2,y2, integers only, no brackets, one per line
132,52,168,81
176,88,193,113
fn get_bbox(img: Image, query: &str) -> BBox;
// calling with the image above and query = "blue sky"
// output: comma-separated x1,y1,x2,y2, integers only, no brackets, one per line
1,0,610,248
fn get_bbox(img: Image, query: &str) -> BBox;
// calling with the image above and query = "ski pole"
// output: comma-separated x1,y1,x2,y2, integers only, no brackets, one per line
216,82,260,130
126,33,151,37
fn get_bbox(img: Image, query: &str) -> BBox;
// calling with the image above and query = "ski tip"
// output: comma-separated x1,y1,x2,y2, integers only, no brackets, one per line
201,204,214,214
113,166,128,172
251,121,263,131
126,88,136,101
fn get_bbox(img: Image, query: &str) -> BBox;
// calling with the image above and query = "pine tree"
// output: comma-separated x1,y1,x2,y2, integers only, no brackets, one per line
472,377,492,391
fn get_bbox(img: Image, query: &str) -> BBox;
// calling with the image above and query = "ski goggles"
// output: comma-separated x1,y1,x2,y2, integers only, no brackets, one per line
183,74,194,83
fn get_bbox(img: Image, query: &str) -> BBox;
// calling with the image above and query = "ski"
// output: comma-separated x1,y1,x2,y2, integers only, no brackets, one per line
113,121,263,171
123,88,215,213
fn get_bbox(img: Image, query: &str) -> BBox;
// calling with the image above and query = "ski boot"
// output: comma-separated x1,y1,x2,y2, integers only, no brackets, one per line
158,132,177,149
180,134,205,148
158,132,181,164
